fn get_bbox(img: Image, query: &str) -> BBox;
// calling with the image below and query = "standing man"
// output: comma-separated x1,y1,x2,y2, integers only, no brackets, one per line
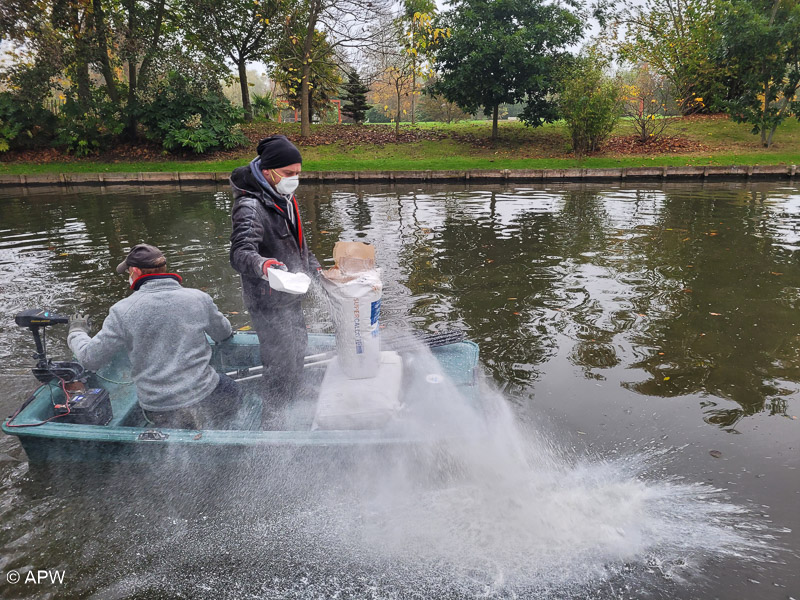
229,136,321,418
67,244,241,430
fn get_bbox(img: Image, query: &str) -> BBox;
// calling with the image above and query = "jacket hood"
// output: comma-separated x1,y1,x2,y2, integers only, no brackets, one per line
229,158,286,208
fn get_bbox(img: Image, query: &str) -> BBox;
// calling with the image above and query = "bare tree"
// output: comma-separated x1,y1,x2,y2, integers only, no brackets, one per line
380,51,414,136
282,0,393,137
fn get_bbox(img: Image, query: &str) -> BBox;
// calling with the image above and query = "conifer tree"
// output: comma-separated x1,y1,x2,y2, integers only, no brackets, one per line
341,70,372,124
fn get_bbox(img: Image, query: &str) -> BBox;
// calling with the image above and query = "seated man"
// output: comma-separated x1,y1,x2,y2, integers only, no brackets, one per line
67,243,241,430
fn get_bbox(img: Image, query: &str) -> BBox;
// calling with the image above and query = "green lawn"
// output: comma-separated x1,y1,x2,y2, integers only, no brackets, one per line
2,116,800,175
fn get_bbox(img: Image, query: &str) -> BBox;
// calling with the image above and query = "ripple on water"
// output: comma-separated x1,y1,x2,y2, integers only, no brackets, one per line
41,387,779,600
0,183,797,599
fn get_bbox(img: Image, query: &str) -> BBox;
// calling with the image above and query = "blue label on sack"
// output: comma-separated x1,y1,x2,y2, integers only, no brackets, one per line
354,299,363,354
370,300,381,325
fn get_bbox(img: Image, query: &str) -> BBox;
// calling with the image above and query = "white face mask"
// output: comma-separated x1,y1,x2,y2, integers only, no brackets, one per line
273,171,299,196
129,275,135,287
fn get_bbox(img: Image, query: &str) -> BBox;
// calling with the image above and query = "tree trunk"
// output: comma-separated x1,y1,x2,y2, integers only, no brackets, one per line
411,58,416,125
301,63,312,137
395,81,402,138
761,0,782,147
137,0,166,92
124,0,137,139
760,82,769,147
492,104,499,140
70,4,92,112
126,61,137,139
238,60,252,121
92,0,119,104
299,1,319,138
766,95,792,147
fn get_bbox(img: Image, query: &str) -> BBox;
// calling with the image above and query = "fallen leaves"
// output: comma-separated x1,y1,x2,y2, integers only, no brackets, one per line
238,123,446,150
600,135,710,155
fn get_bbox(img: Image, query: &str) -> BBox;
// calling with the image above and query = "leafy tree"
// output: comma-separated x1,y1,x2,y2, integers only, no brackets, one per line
617,0,726,114
107,0,174,138
184,0,282,121
341,70,372,123
400,0,445,124
715,0,800,147
0,0,179,141
432,0,583,140
272,27,342,122
558,52,623,155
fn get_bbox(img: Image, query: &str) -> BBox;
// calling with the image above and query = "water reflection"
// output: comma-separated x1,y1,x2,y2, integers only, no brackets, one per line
2,182,800,431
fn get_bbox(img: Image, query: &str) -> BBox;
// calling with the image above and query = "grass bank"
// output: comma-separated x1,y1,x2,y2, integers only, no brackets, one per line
1,116,799,175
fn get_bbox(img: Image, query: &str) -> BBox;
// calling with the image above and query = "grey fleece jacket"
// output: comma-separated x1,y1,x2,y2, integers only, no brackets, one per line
67,275,232,412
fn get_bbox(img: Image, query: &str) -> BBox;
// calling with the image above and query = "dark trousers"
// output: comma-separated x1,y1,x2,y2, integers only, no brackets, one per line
250,302,308,417
144,373,242,430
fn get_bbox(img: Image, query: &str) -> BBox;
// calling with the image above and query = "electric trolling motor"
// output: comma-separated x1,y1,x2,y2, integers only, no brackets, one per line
15,308,86,383
12,309,112,426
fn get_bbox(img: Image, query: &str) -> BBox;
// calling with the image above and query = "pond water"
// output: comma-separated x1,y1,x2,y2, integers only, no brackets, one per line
0,181,797,599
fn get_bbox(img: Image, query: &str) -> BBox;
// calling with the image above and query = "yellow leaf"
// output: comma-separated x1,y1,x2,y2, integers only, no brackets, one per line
238,325,252,331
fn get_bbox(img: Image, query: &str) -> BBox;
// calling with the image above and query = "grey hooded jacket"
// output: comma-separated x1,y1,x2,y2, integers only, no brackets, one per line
67,275,232,412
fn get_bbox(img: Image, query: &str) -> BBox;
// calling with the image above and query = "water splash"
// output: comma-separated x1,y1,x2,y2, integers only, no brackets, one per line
279,377,774,599
69,343,781,599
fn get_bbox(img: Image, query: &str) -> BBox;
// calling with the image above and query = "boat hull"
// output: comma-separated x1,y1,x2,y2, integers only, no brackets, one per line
3,333,483,464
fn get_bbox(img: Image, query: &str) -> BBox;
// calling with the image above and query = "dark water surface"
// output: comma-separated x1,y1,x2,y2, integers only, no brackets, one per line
0,182,797,599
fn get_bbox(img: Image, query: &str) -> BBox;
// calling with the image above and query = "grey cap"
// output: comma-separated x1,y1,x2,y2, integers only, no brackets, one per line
116,244,166,273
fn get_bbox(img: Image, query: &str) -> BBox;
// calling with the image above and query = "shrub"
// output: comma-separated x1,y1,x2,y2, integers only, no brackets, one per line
622,65,674,143
558,54,623,156
365,106,391,124
251,92,279,121
0,92,58,153
139,72,248,154
55,89,124,156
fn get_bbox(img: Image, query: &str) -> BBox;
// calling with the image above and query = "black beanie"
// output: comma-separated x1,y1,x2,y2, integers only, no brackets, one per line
257,135,302,170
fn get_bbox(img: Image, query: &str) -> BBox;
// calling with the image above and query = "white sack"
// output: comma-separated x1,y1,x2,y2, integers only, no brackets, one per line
320,269,382,379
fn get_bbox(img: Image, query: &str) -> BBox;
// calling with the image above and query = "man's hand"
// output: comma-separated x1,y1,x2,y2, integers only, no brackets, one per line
261,259,288,279
69,313,91,335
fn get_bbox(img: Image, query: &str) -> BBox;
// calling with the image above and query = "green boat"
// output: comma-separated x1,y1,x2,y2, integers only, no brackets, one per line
2,313,483,464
